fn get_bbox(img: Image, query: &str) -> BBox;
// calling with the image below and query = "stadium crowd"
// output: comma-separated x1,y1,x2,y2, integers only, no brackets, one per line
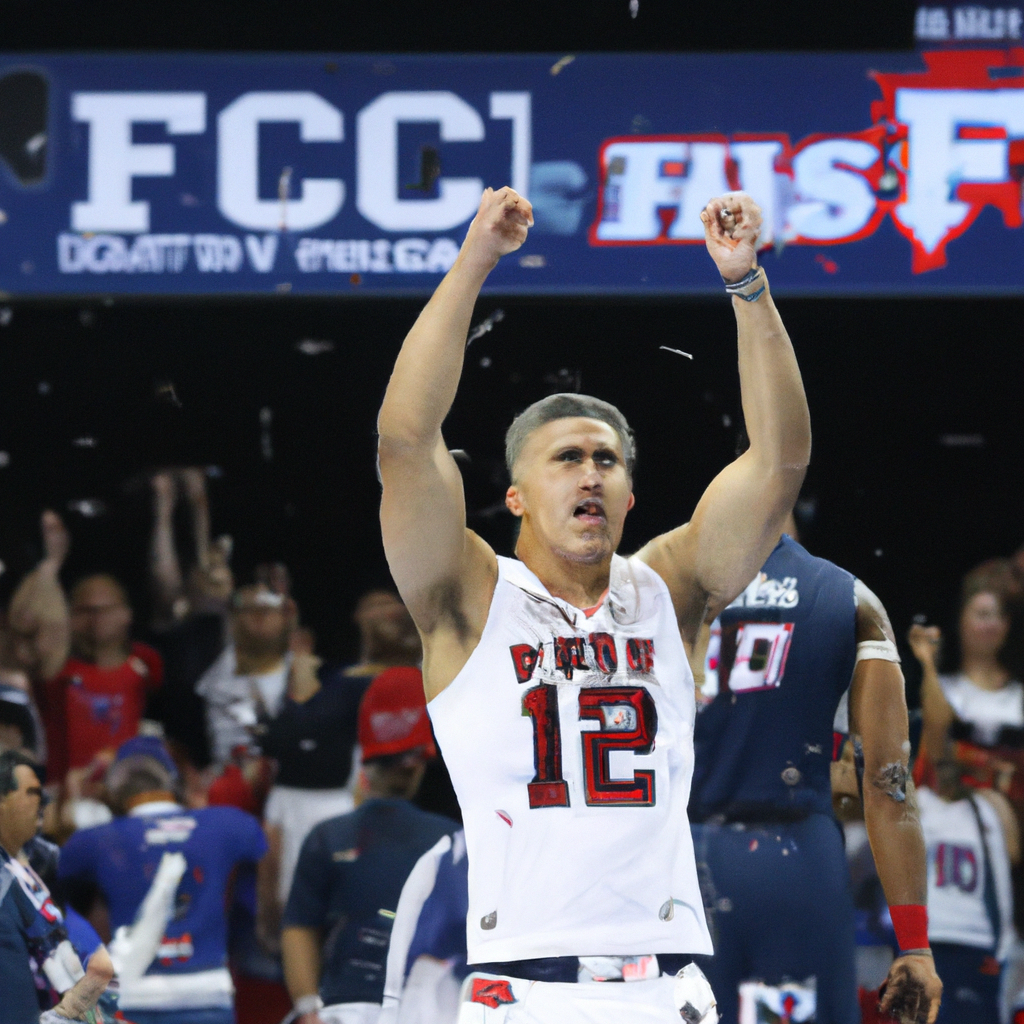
2,464,1024,1024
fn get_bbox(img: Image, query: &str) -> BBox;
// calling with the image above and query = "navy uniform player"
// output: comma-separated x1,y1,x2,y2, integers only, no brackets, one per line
378,186,809,1023
688,520,943,1024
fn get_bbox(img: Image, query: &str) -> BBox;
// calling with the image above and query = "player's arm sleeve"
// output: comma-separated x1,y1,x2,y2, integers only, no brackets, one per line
382,833,453,1013
282,826,331,929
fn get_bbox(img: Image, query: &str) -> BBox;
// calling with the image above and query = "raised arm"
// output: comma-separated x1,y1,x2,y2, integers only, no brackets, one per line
850,583,942,1024
638,193,811,632
378,188,532,695
907,623,954,766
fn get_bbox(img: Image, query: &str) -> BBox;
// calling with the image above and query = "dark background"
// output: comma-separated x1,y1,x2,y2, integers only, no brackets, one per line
1,1,1020,681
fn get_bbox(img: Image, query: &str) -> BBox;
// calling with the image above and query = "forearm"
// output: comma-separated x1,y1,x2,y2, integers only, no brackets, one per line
378,254,491,448
282,926,322,1000
54,947,114,1019
733,277,811,473
919,663,953,759
864,780,928,908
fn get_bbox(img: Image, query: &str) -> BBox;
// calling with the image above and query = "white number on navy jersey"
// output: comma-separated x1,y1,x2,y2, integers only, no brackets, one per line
727,622,795,693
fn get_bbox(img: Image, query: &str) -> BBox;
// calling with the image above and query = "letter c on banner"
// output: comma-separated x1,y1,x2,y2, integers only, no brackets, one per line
357,91,484,231
217,92,345,232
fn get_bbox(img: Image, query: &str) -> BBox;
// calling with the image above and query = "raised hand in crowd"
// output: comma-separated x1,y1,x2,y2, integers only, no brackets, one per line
4,510,71,684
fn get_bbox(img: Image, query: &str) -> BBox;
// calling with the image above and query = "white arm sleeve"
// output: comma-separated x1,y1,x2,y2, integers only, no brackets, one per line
378,833,454,1024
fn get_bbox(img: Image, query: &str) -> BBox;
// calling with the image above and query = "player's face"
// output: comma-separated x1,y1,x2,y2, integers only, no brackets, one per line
959,590,1009,658
506,418,635,565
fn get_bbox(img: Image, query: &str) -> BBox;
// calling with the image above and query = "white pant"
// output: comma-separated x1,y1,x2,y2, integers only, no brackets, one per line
456,970,715,1024
320,1003,381,1024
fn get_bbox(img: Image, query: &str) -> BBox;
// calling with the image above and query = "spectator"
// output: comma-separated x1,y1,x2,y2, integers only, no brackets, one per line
918,755,1018,1023
258,589,428,957
347,591,421,682
148,469,235,777
196,583,295,776
281,667,457,1024
1,750,115,1024
58,738,268,1024
43,573,163,798
0,680,37,758
911,581,1022,795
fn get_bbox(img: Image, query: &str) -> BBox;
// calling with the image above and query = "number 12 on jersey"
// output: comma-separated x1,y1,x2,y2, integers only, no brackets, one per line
522,684,658,809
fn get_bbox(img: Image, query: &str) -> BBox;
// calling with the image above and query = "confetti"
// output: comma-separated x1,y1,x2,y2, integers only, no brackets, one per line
550,55,576,76
467,308,505,346
659,346,694,359
629,0,639,17
449,449,471,463
260,407,274,461
0,452,9,467
296,339,335,356
0,307,11,326
72,437,97,448
154,380,182,408
67,499,107,518
37,381,51,395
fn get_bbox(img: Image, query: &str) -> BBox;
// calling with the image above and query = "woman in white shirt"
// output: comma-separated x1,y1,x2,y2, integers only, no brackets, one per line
910,583,1022,793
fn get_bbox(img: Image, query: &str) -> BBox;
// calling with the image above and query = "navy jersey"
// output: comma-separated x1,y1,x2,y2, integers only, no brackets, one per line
58,802,266,975
0,848,71,1023
284,798,457,1006
690,535,857,822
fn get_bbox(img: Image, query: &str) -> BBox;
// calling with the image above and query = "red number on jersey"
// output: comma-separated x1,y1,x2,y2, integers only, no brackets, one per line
522,684,657,808
579,687,657,806
522,684,570,807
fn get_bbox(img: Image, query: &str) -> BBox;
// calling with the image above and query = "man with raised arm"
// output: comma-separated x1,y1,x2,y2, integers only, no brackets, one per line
377,186,808,1023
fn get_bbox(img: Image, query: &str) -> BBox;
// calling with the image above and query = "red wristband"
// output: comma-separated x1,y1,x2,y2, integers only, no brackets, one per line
889,904,929,952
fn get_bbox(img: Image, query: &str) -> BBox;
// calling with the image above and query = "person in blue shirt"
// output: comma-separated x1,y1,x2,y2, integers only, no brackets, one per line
281,667,458,1024
1,750,114,1024
688,521,940,1024
58,737,267,1024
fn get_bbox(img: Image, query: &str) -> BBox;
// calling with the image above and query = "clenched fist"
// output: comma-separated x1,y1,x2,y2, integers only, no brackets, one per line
700,192,762,283
460,186,534,273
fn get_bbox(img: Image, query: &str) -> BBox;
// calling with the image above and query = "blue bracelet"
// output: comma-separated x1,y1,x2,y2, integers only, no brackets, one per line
723,267,765,302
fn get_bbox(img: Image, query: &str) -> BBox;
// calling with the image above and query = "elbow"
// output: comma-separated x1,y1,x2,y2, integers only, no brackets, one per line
88,946,116,986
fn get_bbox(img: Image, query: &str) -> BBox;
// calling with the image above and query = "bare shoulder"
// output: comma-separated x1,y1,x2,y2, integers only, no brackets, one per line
635,523,708,641
854,578,895,644
417,530,499,701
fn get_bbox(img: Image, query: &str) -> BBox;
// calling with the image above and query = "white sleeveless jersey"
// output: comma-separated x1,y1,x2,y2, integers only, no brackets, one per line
427,554,712,964
918,786,1014,957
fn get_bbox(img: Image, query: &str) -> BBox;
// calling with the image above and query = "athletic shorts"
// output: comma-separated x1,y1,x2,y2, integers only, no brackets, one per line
456,970,712,1024
690,813,858,1024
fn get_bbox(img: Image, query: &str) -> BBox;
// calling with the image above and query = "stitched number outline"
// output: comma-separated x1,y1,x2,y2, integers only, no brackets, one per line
523,685,657,808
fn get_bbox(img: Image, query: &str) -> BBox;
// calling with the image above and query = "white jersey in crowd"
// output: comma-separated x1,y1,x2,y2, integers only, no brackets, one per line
940,673,1024,746
428,553,712,965
918,786,1014,959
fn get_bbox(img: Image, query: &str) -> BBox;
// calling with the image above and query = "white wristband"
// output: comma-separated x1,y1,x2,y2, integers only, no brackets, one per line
294,995,324,1016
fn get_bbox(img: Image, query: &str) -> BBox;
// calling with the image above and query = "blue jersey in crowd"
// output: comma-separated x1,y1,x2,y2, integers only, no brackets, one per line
690,534,857,823
58,801,267,976
284,798,457,1007
0,847,68,1024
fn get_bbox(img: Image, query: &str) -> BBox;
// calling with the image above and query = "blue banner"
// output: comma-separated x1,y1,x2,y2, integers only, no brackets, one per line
2,51,1024,296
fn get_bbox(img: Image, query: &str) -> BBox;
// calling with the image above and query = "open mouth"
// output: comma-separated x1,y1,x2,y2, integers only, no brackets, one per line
574,499,606,525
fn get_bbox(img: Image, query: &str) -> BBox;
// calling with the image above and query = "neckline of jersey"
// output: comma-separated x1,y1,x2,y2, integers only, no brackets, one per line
506,555,617,619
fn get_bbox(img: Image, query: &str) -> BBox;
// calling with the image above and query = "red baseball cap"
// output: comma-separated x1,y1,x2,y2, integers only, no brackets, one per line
358,667,436,762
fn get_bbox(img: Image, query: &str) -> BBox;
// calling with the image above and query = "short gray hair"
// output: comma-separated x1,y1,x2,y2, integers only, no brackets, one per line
505,394,636,480
105,755,176,815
